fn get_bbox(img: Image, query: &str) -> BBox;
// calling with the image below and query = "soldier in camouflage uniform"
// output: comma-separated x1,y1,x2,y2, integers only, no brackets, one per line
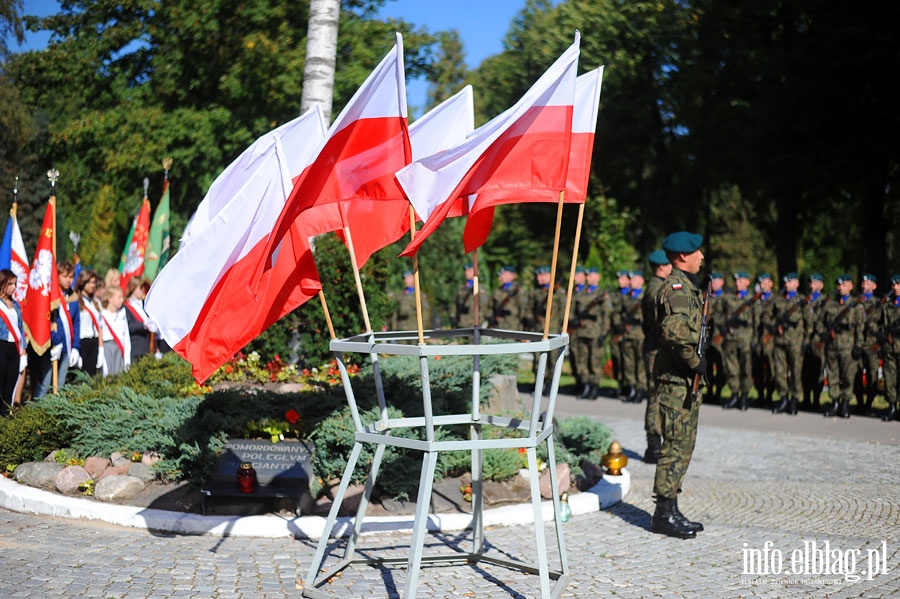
571,267,610,399
567,266,588,387
491,266,524,331
650,231,706,540
816,274,865,418
705,272,727,403
755,273,776,405
453,262,488,329
855,273,882,415
879,274,900,422
641,250,671,463
390,270,428,331
620,270,648,402
609,270,631,397
802,273,828,409
770,273,807,415
720,271,758,410
529,266,564,393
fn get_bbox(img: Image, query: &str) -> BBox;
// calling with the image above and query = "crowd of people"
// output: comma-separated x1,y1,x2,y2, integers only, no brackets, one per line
0,261,164,414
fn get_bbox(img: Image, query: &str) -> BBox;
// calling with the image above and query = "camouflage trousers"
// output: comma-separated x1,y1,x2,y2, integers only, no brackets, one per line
572,336,603,385
773,342,803,398
723,339,754,395
643,349,661,436
884,352,900,405
854,349,880,400
801,344,825,400
653,378,701,499
825,346,856,401
621,337,647,391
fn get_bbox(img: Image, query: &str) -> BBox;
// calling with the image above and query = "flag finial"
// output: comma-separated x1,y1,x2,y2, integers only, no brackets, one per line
162,157,173,180
47,168,59,194
69,231,81,254
143,177,149,197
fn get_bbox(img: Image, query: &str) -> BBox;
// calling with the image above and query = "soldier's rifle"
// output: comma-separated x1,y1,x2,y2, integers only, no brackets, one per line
686,278,713,409
765,295,804,343
815,295,862,351
712,291,760,346
490,284,519,327
569,290,607,333
869,294,895,353
611,296,642,342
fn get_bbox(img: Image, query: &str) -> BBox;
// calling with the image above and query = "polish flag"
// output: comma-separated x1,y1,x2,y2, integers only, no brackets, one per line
145,107,327,383
262,33,411,272
398,33,580,257
0,207,30,302
565,66,604,203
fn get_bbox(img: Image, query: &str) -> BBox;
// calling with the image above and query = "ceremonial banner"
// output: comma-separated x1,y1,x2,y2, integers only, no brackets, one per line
0,207,30,302
21,199,60,355
119,197,151,291
144,178,171,280
565,67,604,203
146,107,327,383
398,33,580,256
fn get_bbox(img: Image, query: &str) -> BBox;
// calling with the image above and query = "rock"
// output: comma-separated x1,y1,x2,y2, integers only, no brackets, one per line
83,456,110,479
539,463,571,499
580,460,605,488
96,464,131,480
141,452,161,467
110,452,131,467
483,476,532,506
126,462,156,484
56,466,92,495
15,462,64,490
486,374,522,413
44,451,60,463
94,475,146,502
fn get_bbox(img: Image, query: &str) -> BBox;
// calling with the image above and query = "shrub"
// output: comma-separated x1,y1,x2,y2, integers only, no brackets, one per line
0,406,67,470
482,448,525,482
555,416,613,466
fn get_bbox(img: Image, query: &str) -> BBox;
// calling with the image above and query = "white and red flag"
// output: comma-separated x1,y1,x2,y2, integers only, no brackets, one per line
145,107,328,383
565,66,604,203
398,33,581,256
119,197,151,291
21,198,60,355
260,33,411,272
0,206,30,302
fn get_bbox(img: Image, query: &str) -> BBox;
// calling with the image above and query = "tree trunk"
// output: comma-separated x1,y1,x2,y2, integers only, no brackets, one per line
774,194,798,281
301,0,340,122
860,163,889,283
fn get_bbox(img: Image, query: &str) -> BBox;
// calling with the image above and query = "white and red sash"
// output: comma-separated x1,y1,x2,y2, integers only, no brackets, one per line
59,302,74,354
0,304,24,355
101,315,125,358
82,298,103,341
124,300,145,325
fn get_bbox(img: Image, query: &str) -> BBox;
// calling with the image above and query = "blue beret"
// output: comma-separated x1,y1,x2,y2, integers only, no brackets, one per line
616,269,630,277
629,269,644,277
891,273,900,284
757,273,772,282
574,266,586,274
647,249,670,265
661,231,703,253
710,271,724,280
808,273,823,282
586,267,599,274
783,272,798,281
733,271,750,279
862,273,877,282
499,265,516,273
836,273,853,283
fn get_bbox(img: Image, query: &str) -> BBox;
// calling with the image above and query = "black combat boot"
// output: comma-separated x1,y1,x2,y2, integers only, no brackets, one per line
578,383,591,399
587,384,601,400
771,396,789,414
883,404,898,422
739,392,750,411
787,395,799,415
650,497,696,539
673,497,704,532
862,393,875,416
839,398,851,418
644,434,661,464
823,400,838,417
723,394,739,410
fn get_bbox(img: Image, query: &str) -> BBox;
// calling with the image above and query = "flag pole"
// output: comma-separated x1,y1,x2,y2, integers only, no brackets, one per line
408,207,425,344
543,191,565,340
48,169,60,394
561,202,585,334
338,204,372,333
11,175,25,406
319,290,336,339
472,249,480,326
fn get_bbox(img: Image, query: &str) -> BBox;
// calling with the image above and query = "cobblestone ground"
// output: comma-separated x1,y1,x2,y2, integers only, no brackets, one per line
1,416,899,598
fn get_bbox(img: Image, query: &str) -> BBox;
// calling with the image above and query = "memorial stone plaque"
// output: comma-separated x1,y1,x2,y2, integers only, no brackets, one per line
211,439,313,483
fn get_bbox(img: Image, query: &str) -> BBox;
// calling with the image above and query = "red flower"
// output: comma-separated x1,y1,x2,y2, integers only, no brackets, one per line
285,409,301,424
225,365,233,374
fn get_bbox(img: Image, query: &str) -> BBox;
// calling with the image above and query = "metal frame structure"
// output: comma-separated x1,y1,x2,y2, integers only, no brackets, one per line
302,327,570,599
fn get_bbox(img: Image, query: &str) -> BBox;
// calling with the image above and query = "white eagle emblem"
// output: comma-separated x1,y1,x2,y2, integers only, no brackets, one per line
28,249,55,297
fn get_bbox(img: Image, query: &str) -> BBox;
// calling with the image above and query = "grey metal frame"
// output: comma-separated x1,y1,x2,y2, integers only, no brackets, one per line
302,327,570,599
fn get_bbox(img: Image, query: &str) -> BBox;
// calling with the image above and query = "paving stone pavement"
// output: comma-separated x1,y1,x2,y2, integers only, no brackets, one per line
1,396,899,598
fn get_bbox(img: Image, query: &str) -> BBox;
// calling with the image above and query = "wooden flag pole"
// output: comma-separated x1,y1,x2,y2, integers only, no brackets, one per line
408,207,425,344
48,169,60,394
318,290,336,340
472,249,480,327
342,225,372,333
561,202,585,334
543,191,566,340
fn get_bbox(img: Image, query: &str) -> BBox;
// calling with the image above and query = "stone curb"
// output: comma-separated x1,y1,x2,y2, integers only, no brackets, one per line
0,470,629,539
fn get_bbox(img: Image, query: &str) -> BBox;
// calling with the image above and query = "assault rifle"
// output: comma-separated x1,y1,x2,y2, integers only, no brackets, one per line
686,278,712,409
569,290,607,333
762,295,804,345
815,296,862,351
490,285,519,328
712,291,760,346
611,295,641,343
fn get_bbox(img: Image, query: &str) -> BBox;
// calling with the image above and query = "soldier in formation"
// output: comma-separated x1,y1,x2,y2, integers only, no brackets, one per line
491,266,524,331
879,274,900,422
856,274,881,415
770,273,807,415
390,270,429,332
609,270,631,396
720,272,758,410
570,267,610,399
755,273,776,404
453,262,487,329
802,273,828,410
640,250,670,463
619,270,648,402
705,272,727,403
817,274,865,418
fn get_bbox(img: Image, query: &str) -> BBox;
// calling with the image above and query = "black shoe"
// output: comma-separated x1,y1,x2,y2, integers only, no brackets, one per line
739,392,750,411
883,404,898,422
577,384,590,399
723,395,739,410
542,380,552,397
840,398,851,418
673,497,704,532
823,401,839,417
771,397,788,414
644,434,661,464
587,384,600,400
626,387,638,403
787,396,798,415
650,498,696,539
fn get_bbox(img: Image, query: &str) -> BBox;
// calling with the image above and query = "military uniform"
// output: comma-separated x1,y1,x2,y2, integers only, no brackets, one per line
720,285,758,409
491,282,524,330
856,281,882,415
816,281,864,418
705,276,727,402
619,283,648,401
641,268,666,460
879,278,900,421
801,281,829,408
608,273,630,395
755,285,776,404
454,280,488,328
390,287,428,332
571,279,610,398
770,282,807,414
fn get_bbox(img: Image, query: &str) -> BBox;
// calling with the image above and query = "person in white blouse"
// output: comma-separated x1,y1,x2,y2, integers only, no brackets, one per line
100,285,131,376
75,270,104,376
0,269,26,414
